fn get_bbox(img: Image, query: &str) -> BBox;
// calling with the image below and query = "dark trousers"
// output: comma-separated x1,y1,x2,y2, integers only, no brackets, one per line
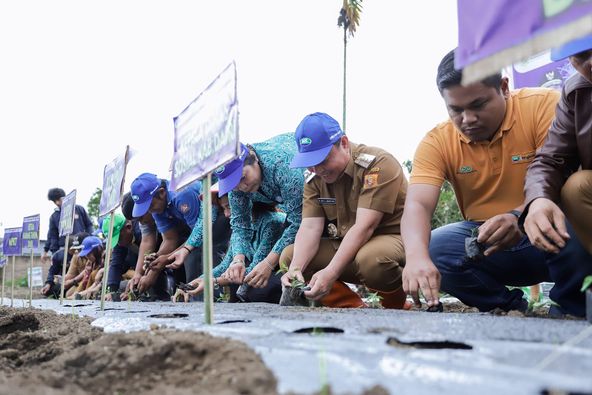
430,220,591,316
184,214,232,282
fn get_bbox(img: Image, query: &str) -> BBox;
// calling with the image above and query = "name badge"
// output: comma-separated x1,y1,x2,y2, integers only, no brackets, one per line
318,198,336,205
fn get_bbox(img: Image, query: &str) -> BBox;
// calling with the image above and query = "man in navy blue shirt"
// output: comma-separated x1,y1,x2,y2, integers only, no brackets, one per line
41,188,94,263
130,173,230,295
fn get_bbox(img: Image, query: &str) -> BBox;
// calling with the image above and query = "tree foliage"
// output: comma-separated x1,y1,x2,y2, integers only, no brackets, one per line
87,187,102,226
402,160,463,229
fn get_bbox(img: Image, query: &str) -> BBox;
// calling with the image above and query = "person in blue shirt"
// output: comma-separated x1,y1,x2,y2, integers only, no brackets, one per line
179,192,286,303
213,133,304,294
130,173,230,295
41,188,94,263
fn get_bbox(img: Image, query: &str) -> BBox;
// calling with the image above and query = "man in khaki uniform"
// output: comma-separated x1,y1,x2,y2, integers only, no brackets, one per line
280,112,408,308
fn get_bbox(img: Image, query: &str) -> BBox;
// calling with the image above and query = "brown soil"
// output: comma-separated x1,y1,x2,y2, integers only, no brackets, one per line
0,306,278,395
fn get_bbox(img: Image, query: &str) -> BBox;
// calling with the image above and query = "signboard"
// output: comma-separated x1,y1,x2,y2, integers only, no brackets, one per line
511,51,576,89
27,266,44,287
0,257,6,268
457,0,592,84
21,214,40,255
171,61,240,191
99,146,130,216
2,227,22,256
59,190,77,237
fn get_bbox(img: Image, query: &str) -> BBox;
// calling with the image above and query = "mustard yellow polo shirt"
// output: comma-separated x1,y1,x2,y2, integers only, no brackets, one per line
410,88,559,221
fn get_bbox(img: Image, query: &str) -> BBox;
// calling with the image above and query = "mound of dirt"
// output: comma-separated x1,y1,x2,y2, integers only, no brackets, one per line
0,307,278,395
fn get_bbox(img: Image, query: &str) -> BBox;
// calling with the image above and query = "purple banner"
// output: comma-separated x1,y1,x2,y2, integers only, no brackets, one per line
59,190,77,237
3,227,22,256
510,49,576,89
171,61,240,191
99,146,130,216
0,257,6,268
21,214,40,254
457,0,592,83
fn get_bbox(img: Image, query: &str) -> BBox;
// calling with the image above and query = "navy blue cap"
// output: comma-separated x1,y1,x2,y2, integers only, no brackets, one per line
551,34,592,61
214,144,249,196
290,112,344,168
78,236,103,257
130,173,161,218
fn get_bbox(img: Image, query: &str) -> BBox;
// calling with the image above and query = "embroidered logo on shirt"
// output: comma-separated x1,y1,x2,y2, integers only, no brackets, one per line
369,167,380,173
354,153,376,169
318,198,336,205
457,166,476,174
179,203,190,213
300,137,312,146
363,174,378,188
511,152,535,164
303,169,316,183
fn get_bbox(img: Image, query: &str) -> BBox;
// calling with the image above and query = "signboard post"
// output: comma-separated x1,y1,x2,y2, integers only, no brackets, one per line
22,214,40,307
3,227,22,307
99,146,131,311
58,190,77,305
0,257,6,305
172,61,240,324
456,0,592,84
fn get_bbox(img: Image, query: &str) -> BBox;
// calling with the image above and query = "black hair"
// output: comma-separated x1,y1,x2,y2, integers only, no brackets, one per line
244,145,258,166
121,192,134,220
73,232,90,246
47,188,66,202
251,202,277,221
436,49,502,94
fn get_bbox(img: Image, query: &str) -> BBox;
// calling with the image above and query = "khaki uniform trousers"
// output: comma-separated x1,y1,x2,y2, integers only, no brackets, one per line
280,234,405,293
562,170,592,254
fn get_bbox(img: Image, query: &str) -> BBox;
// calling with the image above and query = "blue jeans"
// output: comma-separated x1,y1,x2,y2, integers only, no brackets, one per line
429,221,591,315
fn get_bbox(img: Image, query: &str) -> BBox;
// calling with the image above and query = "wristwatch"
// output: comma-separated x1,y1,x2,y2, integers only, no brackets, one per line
508,210,522,219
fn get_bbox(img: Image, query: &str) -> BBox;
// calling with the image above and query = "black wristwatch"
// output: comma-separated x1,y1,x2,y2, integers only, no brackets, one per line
508,210,522,219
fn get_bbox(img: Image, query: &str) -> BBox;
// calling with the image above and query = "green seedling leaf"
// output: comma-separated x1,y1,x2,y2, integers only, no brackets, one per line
581,275,592,293
276,261,289,275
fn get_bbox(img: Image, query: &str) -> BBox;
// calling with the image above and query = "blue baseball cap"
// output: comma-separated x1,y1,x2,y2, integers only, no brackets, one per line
214,144,249,197
551,34,592,61
290,112,344,168
130,173,161,218
78,236,103,257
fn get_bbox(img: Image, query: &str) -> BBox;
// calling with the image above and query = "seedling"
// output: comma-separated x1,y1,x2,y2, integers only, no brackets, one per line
276,261,289,275
365,291,383,309
581,275,592,293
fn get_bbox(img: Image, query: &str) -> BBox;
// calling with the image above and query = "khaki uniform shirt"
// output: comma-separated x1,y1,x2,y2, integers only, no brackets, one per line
302,143,407,237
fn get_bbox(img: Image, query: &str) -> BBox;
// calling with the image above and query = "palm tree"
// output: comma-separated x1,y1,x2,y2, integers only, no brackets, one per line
337,0,362,132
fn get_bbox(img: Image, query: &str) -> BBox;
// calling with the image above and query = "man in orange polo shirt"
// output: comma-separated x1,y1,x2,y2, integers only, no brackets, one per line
401,49,588,313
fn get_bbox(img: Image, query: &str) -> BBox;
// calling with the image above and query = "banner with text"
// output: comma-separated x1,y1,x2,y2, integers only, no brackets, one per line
99,146,130,216
59,190,77,237
171,61,240,191
457,0,592,83
2,227,22,256
21,214,40,255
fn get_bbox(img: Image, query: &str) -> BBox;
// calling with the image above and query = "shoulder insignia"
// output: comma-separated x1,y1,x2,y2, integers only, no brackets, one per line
354,153,376,169
369,166,380,173
179,203,190,214
303,169,316,183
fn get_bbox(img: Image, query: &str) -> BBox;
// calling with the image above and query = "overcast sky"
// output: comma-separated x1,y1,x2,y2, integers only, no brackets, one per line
0,0,458,238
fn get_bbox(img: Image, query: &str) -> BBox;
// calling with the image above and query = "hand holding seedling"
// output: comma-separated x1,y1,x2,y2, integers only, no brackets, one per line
280,266,305,288
304,267,338,301
166,247,190,270
477,213,523,256
224,259,246,284
244,261,273,288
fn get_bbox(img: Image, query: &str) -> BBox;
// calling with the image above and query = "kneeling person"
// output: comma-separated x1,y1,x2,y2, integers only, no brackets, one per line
280,112,408,308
